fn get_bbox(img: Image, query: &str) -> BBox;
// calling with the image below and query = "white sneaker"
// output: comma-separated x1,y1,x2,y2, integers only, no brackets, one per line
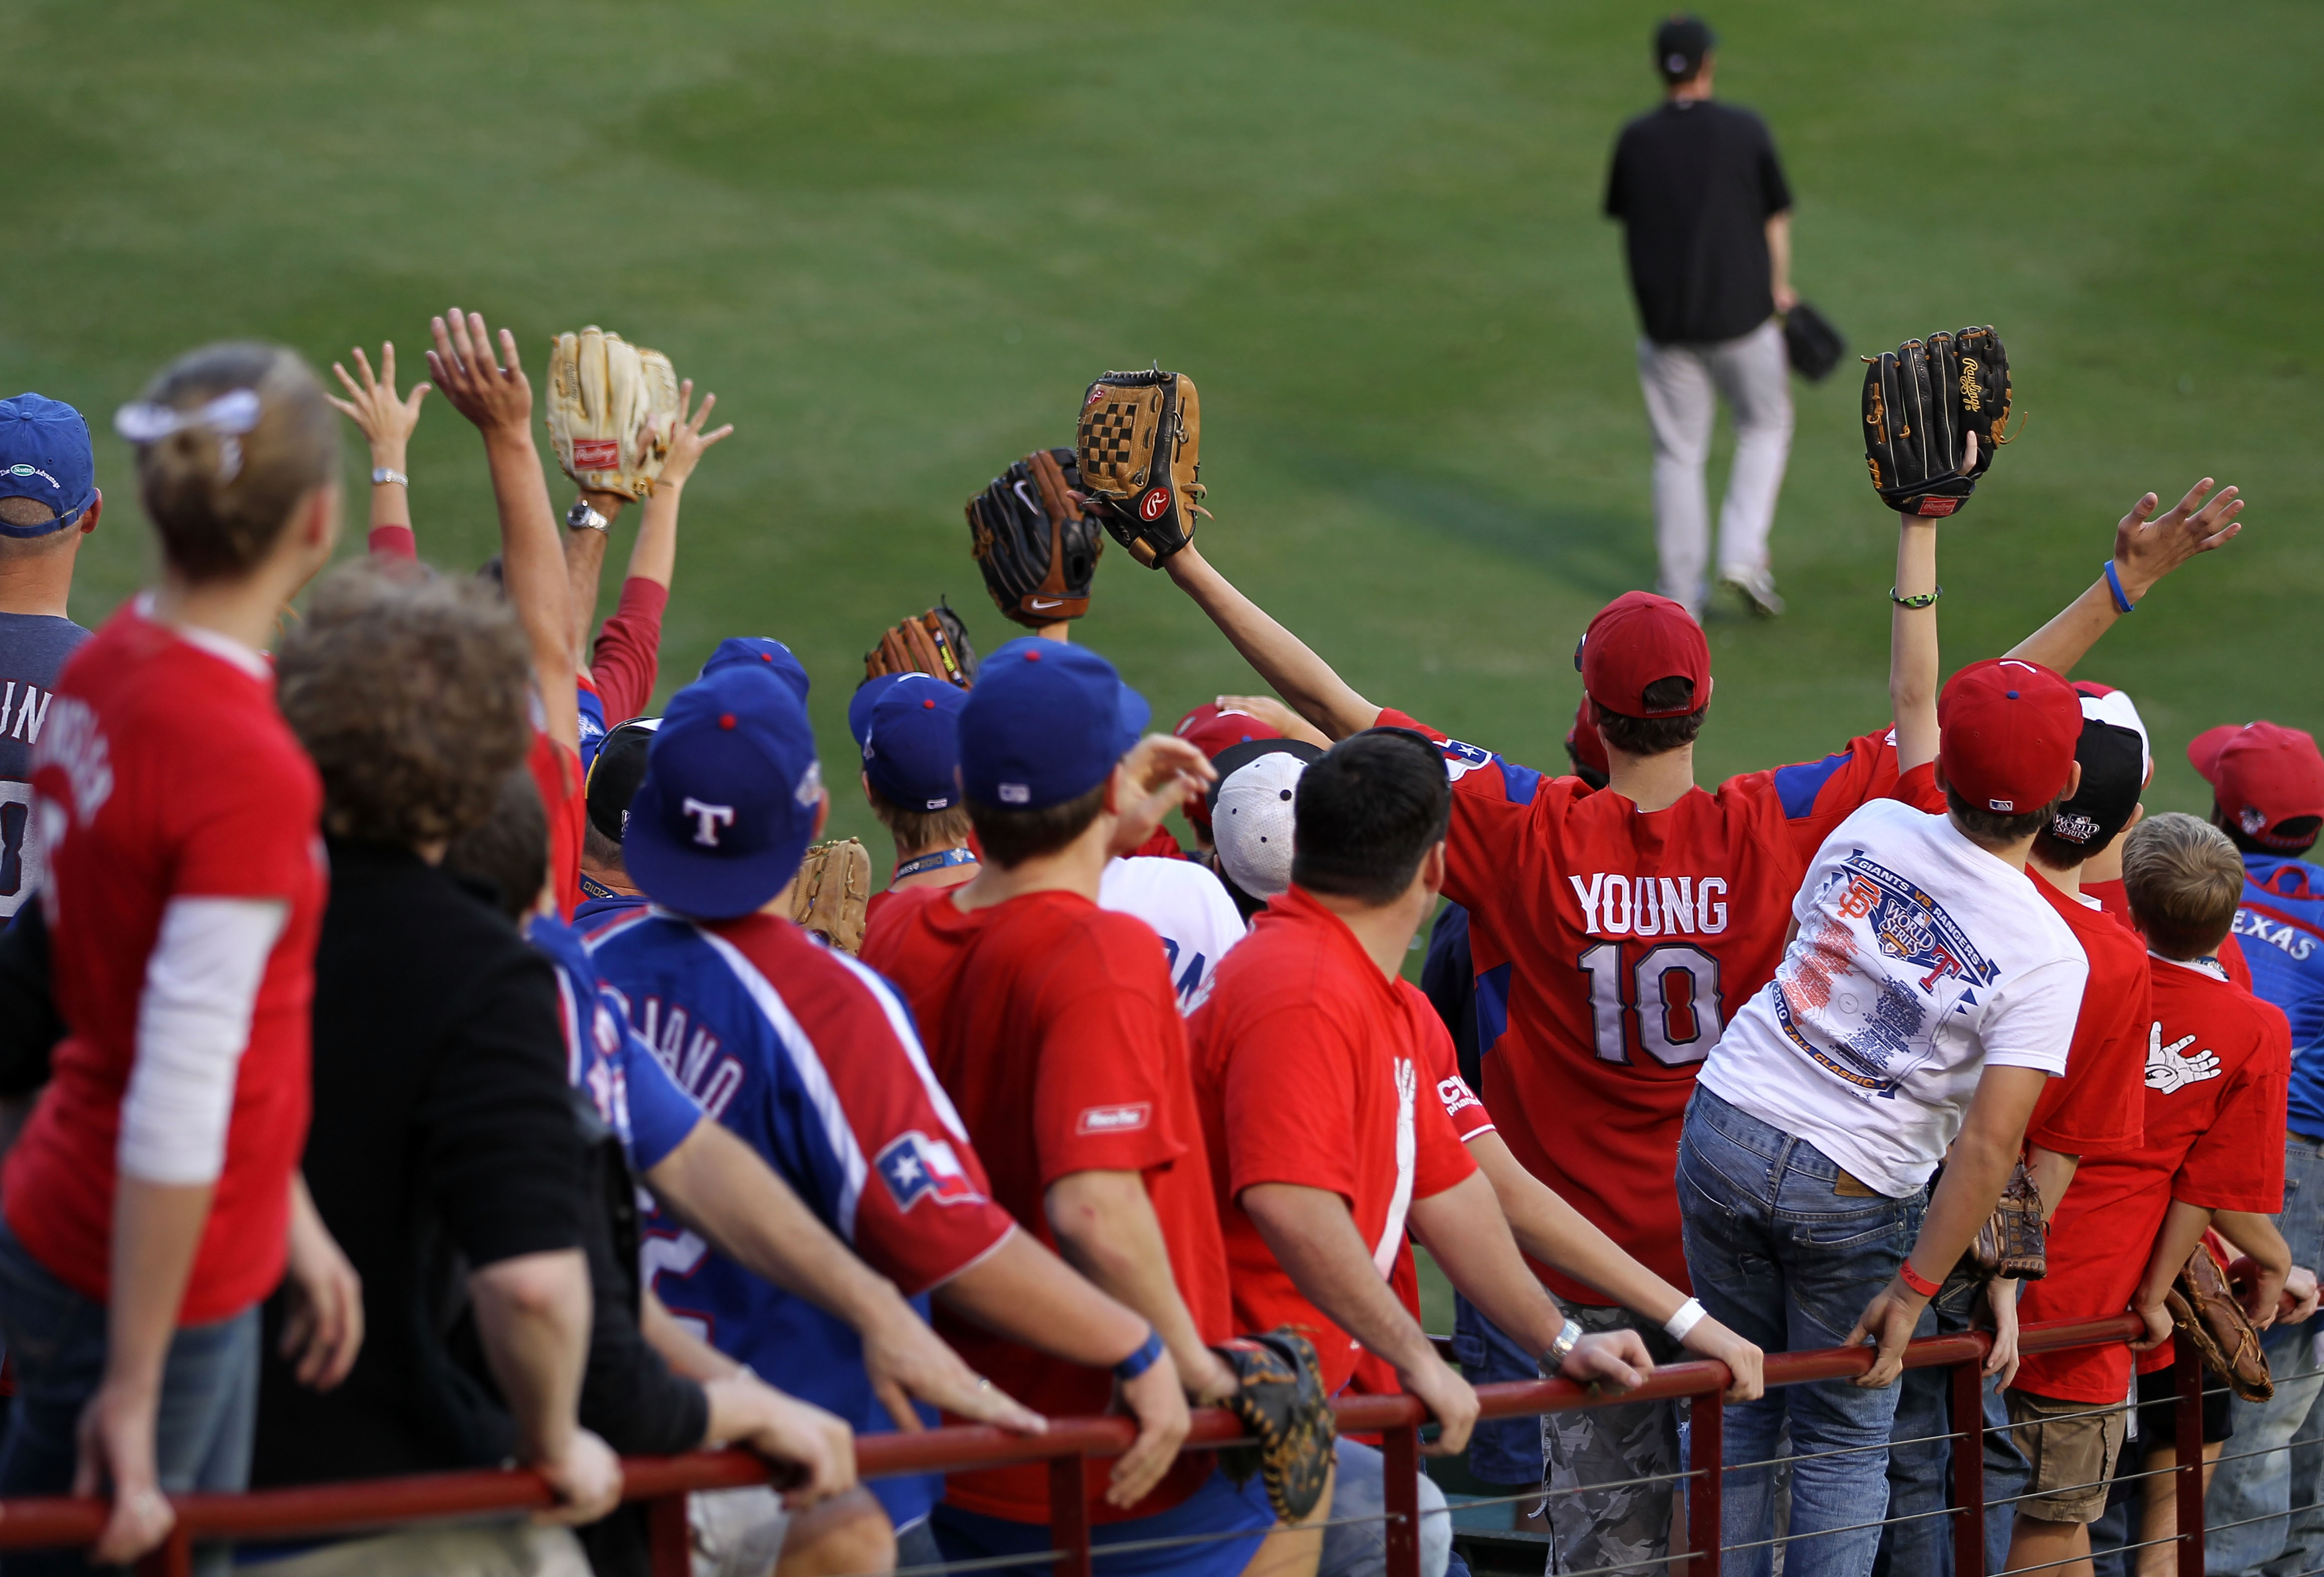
1720,567,1785,618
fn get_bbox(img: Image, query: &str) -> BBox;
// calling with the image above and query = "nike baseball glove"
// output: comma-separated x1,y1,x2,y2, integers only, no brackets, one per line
1210,1329,1335,1522
864,605,978,689
546,326,683,500
1861,326,2016,517
791,838,872,954
1075,368,1205,568
968,448,1106,627
2168,1238,2274,1403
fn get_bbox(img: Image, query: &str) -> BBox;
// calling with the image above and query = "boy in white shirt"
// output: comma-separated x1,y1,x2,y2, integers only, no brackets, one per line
1679,632,2090,1577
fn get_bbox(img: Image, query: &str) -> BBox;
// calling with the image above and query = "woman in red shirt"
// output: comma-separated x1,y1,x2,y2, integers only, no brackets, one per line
9,343,346,1570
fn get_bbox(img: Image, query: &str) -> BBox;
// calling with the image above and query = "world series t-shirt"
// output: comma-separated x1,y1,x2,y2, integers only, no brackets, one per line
10,601,324,1321
0,611,88,922
863,885,1232,1523
1698,798,2088,1198
1378,707,1902,1299
2014,955,2289,1403
1191,887,1478,1396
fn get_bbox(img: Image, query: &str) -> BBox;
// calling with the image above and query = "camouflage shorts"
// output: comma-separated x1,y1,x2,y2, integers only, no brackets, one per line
1543,1303,1687,1577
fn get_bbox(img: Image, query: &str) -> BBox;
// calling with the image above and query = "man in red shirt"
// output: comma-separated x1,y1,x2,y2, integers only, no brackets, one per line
866,637,1332,1577
2006,813,2293,1577
1191,729,1654,1577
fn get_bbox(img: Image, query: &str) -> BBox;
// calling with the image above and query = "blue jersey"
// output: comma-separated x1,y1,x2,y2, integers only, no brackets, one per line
527,914,703,1174
588,907,1018,1530
576,678,609,776
2235,853,2324,1136
574,887,646,934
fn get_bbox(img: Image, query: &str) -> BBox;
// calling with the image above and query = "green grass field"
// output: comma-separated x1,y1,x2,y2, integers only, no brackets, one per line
11,1,2320,850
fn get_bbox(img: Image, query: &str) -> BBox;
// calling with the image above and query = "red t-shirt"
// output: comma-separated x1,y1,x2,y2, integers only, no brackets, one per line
530,730,586,921
2024,879,2152,1158
861,885,1231,1523
2014,956,2289,1402
1190,888,1478,1396
10,604,325,1322
1378,708,1899,1300
2086,877,2254,990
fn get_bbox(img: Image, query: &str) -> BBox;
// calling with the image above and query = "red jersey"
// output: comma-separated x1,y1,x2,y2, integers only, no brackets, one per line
530,730,586,920
2014,956,2289,1402
861,885,1231,1523
11,603,325,1322
589,577,666,726
2087,877,2254,991
1378,708,1898,1300
1191,888,1478,1395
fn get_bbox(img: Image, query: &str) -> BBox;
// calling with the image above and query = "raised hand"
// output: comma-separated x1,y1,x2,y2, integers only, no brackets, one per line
325,343,429,467
1107,734,1217,857
655,380,734,493
2114,477,2244,599
426,308,533,440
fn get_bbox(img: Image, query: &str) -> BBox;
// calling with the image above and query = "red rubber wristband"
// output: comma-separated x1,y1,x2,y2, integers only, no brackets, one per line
1897,1261,1941,1298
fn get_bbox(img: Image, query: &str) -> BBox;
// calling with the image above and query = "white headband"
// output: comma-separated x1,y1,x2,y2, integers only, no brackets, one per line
114,389,263,482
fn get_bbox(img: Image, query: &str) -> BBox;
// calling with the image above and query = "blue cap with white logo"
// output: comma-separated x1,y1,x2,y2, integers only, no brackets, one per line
863,678,969,812
958,638,1149,811
700,636,810,704
0,395,96,539
625,666,824,920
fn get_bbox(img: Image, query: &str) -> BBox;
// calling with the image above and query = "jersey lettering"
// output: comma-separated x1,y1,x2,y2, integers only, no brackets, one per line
1576,942,1725,1066
637,995,746,1120
1568,873,1728,937
30,695,110,824
2235,909,2320,962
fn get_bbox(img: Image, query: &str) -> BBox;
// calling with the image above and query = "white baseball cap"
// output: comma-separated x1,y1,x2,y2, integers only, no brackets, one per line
1214,750,1309,899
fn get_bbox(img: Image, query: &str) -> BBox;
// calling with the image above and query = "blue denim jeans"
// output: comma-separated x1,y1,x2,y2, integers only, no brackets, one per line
1676,1088,1927,1577
2205,1134,2324,1577
0,1223,258,1577
1869,1280,2023,1577
1321,1438,1452,1577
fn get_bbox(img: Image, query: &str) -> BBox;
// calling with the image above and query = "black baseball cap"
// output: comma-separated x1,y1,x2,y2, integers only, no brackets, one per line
587,716,662,843
2046,685,2151,857
1655,15,1715,82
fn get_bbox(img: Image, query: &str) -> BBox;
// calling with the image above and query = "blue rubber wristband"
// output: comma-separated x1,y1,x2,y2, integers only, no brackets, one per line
1113,1331,1166,1382
2103,560,2137,615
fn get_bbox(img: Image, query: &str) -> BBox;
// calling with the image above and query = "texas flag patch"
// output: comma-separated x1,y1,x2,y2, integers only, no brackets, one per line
875,1131,985,1211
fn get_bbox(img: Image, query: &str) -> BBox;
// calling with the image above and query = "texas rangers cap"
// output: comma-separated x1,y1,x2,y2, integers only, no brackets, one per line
2045,684,2149,855
2189,721,2324,850
586,716,661,843
1565,695,1610,781
626,666,824,919
1575,591,1709,719
700,636,810,704
1175,701,1285,831
0,394,96,539
958,638,1148,811
1654,15,1715,81
1935,658,2082,815
1211,742,1323,900
863,679,968,812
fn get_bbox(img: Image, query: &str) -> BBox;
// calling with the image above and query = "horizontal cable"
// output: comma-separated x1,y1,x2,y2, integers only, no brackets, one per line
884,1549,1068,1577
1996,1531,2184,1576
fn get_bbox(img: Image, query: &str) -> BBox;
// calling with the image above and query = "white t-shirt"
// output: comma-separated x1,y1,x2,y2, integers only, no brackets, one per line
1698,798,2088,1197
1098,856,1246,1014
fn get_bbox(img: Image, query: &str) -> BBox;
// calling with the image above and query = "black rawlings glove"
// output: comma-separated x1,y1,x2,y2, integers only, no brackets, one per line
1862,326,2016,517
966,448,1105,627
1075,368,1205,567
1211,1329,1335,1521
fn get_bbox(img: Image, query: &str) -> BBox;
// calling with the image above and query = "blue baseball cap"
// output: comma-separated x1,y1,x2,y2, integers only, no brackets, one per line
863,679,969,812
700,637,810,704
0,395,96,539
958,638,1149,810
848,672,915,747
624,666,825,919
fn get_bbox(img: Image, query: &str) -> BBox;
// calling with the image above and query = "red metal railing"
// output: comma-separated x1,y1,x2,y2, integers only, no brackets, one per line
0,1313,2188,1577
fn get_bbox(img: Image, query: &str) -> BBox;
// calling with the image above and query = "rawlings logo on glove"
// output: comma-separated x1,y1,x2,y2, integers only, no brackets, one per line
1862,326,2017,517
1075,368,1206,568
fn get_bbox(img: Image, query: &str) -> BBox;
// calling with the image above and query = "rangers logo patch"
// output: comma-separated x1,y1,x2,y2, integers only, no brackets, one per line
875,1131,984,1211
571,438,622,469
1435,738,1496,783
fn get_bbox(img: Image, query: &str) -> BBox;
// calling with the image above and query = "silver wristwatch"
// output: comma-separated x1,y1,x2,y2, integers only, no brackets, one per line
565,498,610,533
370,466,408,488
1544,1318,1584,1372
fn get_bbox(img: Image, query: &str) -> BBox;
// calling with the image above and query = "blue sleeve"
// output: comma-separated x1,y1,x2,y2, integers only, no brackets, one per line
616,999,704,1172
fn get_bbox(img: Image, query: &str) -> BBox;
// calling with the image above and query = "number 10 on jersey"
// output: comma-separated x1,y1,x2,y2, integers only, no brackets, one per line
1577,943,1723,1066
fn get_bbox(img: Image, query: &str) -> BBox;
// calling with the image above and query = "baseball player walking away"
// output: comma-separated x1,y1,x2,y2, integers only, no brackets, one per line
1604,14,1797,618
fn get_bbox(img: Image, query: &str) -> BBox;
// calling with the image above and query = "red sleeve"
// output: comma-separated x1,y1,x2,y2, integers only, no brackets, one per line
1727,729,1905,854
1887,760,1944,814
2221,933,2255,991
589,577,668,726
2025,951,2150,1156
1031,920,1191,1184
528,732,586,922
1411,992,1494,1142
171,730,320,901
1410,1045,1478,1200
368,524,417,561
1128,826,1185,861
2174,1012,2291,1213
1222,1006,1361,1201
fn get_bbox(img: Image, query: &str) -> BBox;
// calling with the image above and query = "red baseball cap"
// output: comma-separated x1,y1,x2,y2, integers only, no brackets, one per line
1173,701,1283,831
1936,658,2082,814
1565,695,1610,779
1575,591,1709,719
2188,721,2324,850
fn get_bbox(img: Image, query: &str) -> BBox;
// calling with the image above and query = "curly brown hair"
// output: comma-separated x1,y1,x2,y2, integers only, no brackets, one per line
278,560,534,848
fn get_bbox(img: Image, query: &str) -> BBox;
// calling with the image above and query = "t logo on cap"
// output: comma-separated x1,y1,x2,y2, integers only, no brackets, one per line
683,798,736,847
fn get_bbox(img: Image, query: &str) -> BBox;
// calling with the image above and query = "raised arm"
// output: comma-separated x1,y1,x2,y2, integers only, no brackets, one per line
2007,477,2243,675
323,342,429,562
427,308,577,753
1890,512,1941,774
627,382,727,593
1163,544,1380,740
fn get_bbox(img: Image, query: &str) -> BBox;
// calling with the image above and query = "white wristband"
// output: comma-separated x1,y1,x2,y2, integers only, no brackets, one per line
1664,1297,1708,1344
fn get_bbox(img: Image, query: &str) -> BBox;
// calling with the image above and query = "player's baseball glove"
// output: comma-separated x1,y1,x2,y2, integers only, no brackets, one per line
791,838,872,954
1075,368,1205,568
546,327,682,500
1957,1153,2048,1282
1210,1329,1335,1522
967,448,1106,627
864,605,978,689
1861,326,2016,517
2167,1239,2274,1403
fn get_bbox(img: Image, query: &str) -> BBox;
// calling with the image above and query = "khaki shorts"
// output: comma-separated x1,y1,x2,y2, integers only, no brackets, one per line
2008,1388,2129,1524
